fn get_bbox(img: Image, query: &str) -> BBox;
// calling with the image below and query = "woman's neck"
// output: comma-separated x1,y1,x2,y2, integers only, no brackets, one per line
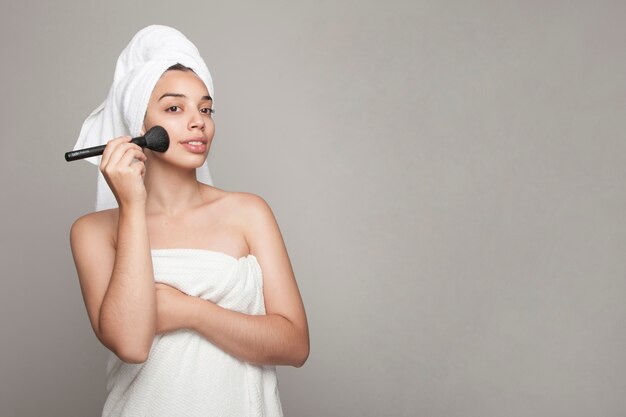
143,161,205,217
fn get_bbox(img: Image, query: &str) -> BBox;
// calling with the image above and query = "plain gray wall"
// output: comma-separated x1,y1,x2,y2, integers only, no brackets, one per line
1,1,625,416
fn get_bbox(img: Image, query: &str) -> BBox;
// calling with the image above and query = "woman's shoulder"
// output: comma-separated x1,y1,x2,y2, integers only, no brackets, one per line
73,207,119,225
69,208,118,251
199,183,270,211
198,185,274,231
71,208,119,239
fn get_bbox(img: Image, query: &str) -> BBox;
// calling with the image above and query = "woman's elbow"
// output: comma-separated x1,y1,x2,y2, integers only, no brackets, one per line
98,325,152,364
293,352,308,368
102,334,150,364
115,346,150,364
292,336,310,368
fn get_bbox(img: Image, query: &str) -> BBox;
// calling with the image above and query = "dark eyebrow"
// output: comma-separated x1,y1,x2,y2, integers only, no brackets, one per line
158,93,213,101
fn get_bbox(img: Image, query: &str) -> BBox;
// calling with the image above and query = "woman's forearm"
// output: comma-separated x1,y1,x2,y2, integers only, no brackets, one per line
187,298,308,367
99,204,156,362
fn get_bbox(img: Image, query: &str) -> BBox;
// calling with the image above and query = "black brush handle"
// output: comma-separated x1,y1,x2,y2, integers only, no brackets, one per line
65,126,169,162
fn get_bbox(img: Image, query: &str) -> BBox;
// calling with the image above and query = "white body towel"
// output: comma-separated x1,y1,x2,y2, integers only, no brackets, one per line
102,249,283,417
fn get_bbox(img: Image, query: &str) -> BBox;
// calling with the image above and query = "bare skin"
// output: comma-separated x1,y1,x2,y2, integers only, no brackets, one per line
70,69,309,367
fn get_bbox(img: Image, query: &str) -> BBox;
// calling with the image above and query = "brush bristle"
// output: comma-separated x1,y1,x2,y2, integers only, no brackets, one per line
144,126,170,153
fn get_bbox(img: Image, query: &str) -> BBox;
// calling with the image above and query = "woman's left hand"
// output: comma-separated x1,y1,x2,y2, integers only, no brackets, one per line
155,283,194,334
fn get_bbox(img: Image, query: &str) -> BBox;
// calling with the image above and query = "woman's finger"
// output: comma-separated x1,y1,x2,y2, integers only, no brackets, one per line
117,147,147,170
100,136,131,167
104,142,144,170
129,159,146,179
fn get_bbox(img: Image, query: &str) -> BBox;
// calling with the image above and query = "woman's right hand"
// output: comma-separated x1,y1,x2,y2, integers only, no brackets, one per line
100,136,148,208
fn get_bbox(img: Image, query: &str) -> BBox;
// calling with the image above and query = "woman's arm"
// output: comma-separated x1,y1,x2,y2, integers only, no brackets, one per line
70,138,155,364
99,204,156,361
188,299,307,367
194,194,309,367
70,204,156,364
176,194,309,367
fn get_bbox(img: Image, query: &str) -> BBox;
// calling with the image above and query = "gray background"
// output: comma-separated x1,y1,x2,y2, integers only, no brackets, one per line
1,1,625,416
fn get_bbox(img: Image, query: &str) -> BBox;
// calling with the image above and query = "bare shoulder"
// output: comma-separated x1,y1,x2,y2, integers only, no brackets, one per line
196,185,276,256
229,190,271,211
70,208,118,245
225,190,275,225
198,184,272,221
225,192,283,255
202,187,277,244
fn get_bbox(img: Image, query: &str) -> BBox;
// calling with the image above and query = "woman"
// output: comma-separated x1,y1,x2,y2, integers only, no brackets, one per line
69,25,308,416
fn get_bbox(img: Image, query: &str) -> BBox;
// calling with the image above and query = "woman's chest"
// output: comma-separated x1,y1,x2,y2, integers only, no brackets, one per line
146,207,249,258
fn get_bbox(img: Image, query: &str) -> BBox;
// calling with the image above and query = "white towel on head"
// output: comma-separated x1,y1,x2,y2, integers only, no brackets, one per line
73,24,215,212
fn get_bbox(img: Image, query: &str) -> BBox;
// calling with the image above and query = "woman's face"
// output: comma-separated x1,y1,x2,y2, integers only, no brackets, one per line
142,69,215,168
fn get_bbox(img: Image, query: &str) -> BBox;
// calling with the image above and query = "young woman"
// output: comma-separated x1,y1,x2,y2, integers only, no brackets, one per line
69,26,308,416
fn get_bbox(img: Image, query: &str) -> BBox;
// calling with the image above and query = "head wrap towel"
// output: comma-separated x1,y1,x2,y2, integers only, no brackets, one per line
73,25,215,211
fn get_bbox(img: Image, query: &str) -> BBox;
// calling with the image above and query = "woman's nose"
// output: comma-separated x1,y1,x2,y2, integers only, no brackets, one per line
189,109,205,130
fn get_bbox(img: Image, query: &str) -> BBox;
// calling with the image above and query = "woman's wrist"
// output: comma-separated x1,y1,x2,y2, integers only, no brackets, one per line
185,296,202,331
119,201,146,215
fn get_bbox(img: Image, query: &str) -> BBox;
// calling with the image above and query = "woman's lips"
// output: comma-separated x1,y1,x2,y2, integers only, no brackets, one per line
180,141,207,153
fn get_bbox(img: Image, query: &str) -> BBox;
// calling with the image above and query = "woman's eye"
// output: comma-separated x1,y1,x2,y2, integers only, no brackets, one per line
166,106,179,112
201,108,215,115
